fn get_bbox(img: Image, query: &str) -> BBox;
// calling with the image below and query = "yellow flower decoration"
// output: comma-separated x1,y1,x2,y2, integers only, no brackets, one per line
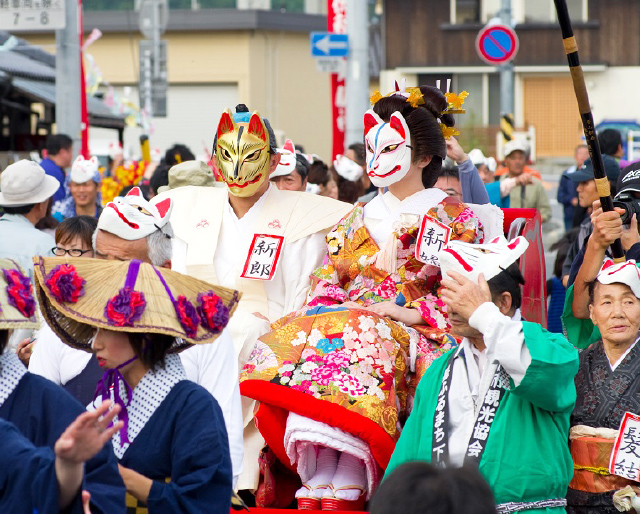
406,87,425,108
370,91,383,105
444,91,469,111
440,124,461,139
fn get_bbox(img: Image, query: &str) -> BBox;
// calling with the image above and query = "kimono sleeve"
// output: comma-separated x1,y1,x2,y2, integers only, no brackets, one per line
561,283,600,349
510,321,579,413
146,388,233,513
307,224,351,306
406,198,484,325
0,418,83,514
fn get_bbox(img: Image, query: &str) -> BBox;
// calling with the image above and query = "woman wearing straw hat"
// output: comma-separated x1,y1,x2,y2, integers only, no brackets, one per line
34,256,240,513
0,258,126,513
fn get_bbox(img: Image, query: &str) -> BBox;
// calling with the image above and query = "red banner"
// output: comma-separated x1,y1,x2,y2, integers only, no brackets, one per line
328,0,346,160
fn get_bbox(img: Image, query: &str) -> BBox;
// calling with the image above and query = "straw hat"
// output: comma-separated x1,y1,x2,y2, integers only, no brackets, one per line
0,259,38,330
33,256,241,353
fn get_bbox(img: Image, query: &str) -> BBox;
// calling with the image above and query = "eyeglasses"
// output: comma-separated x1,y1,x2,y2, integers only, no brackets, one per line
51,247,93,257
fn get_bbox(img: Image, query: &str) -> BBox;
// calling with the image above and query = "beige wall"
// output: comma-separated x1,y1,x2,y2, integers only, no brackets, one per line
23,28,333,159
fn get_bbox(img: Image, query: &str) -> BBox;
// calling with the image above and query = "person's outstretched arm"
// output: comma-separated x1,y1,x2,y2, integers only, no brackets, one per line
54,401,123,509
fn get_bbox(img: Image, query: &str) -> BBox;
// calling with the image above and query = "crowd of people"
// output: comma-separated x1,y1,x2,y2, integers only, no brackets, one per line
0,81,638,514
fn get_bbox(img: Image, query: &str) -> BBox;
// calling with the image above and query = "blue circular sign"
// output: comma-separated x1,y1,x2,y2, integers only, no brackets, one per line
476,24,519,65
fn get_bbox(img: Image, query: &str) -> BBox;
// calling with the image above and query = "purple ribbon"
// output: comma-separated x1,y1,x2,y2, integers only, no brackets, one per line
94,355,138,446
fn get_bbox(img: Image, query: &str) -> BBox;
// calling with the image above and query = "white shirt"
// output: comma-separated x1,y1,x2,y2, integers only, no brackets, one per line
29,323,92,385
447,303,532,467
213,184,328,366
180,330,244,487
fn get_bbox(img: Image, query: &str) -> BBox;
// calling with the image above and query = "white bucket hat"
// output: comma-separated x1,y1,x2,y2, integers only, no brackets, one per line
0,160,60,207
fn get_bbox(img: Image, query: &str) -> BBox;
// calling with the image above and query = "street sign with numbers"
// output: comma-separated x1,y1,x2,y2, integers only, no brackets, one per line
0,0,66,31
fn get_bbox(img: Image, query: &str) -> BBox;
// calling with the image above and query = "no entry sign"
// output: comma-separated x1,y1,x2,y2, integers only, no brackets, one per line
476,24,519,66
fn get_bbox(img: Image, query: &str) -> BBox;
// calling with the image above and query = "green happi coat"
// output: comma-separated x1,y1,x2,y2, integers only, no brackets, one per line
386,321,579,513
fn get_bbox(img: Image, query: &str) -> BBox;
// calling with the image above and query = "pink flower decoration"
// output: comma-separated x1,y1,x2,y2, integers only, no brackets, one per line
3,269,35,318
45,264,85,303
197,291,229,334
105,288,146,327
176,296,200,338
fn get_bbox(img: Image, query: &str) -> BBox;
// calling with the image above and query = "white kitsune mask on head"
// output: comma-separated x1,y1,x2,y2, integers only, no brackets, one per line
596,259,640,298
333,154,363,182
69,155,100,184
98,187,173,241
364,109,412,187
438,236,529,284
271,139,297,179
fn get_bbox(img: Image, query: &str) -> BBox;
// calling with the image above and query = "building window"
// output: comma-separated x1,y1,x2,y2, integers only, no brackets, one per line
453,0,480,24
523,0,587,23
451,0,588,25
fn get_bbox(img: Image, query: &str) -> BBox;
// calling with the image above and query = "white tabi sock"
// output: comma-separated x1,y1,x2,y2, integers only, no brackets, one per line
329,452,367,501
295,447,338,499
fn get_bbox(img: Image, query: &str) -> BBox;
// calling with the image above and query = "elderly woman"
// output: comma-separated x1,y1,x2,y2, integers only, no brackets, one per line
567,260,640,513
34,256,240,513
0,259,125,513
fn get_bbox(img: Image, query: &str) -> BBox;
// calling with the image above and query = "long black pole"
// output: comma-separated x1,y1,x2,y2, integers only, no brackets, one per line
553,0,624,261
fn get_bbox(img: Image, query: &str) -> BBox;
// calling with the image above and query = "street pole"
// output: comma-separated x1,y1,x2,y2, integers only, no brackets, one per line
55,0,82,155
345,0,369,146
152,0,160,81
499,0,515,143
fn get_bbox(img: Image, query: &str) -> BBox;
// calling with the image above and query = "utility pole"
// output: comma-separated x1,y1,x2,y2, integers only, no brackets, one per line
345,0,369,146
55,0,82,155
500,0,515,142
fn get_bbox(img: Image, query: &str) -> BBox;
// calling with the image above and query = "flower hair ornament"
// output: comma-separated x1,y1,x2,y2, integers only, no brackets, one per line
369,78,469,140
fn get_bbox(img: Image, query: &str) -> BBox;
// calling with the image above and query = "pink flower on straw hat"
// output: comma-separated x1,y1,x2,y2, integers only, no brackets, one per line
197,291,230,334
3,268,35,318
176,296,200,338
45,264,85,303
105,288,146,327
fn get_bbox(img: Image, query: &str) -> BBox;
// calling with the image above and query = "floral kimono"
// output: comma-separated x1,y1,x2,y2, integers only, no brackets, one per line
240,191,483,495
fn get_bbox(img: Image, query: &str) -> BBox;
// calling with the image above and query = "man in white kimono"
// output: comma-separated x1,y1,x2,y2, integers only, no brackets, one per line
30,188,244,487
158,104,351,491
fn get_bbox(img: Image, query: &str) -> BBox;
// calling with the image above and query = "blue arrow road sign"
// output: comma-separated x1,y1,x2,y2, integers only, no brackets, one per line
310,32,349,57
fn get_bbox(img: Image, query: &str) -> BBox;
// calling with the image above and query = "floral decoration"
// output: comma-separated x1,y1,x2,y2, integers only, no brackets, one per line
197,291,229,334
45,264,86,303
176,295,200,338
3,269,35,318
105,287,146,327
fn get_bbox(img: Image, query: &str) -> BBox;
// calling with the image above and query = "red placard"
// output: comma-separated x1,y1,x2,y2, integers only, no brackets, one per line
328,0,346,160
609,411,640,481
240,234,284,281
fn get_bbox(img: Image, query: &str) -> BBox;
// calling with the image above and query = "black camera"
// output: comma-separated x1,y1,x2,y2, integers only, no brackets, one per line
613,191,640,225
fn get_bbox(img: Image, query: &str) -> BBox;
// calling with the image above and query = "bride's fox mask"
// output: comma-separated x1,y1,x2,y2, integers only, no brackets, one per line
215,109,271,198
364,109,412,187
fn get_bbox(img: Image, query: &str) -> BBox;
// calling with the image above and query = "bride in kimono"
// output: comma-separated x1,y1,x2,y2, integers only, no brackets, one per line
240,84,485,510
